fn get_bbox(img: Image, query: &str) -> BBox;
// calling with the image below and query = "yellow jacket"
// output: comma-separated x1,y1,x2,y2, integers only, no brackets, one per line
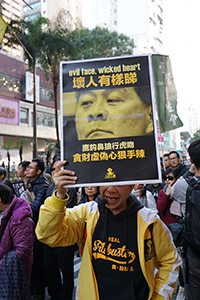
36,191,181,300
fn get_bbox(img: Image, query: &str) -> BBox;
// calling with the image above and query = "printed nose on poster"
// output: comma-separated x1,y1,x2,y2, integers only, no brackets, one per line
89,98,108,121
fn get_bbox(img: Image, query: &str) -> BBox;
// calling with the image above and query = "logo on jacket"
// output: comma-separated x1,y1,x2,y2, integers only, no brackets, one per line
93,240,135,265
144,239,153,261
105,168,116,179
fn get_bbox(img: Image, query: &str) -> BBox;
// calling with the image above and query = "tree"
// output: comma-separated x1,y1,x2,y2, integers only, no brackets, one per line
15,136,33,162
1,140,16,179
45,142,60,165
69,26,135,60
190,130,200,143
5,16,50,158
39,10,72,149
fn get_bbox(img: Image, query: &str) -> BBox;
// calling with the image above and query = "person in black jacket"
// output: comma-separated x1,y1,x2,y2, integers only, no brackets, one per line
169,151,189,178
146,182,164,204
43,160,77,300
26,158,49,300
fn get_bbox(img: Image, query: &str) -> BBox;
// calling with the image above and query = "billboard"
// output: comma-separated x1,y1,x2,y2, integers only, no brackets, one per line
25,71,40,103
60,54,161,187
0,97,19,125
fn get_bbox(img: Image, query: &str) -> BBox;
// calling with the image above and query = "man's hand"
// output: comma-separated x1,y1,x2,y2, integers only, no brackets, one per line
53,161,77,199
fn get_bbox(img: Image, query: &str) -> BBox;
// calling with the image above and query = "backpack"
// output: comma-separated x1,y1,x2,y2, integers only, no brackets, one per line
168,219,184,255
34,183,49,196
20,182,49,204
183,176,200,256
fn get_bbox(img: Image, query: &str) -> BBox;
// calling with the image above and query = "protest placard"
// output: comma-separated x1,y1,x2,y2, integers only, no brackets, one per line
60,54,161,187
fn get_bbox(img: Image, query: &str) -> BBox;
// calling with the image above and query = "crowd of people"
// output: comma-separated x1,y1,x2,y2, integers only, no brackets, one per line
0,142,199,300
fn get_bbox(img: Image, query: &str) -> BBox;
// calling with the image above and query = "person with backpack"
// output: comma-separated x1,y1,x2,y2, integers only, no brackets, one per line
170,139,200,299
26,158,49,300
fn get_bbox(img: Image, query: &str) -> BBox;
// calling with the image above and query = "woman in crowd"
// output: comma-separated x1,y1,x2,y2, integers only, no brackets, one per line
0,182,35,299
78,186,100,204
157,168,181,227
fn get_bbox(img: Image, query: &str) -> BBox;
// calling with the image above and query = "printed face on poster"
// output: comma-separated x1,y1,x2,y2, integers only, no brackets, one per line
60,54,161,187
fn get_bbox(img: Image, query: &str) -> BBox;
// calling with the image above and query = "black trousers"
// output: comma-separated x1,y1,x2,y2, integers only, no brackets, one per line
30,237,46,296
43,244,75,300
184,247,200,300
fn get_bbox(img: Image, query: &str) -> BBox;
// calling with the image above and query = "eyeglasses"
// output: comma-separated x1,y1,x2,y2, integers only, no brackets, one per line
165,175,174,181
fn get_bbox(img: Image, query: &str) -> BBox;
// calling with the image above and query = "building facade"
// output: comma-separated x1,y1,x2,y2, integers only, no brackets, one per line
0,0,82,166
0,51,59,165
23,0,82,26
82,0,164,54
0,0,23,57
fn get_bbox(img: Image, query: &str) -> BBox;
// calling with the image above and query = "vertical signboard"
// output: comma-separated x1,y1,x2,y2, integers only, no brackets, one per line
25,71,40,103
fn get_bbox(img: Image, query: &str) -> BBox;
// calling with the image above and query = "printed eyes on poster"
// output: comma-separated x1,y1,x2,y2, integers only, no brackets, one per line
60,54,162,188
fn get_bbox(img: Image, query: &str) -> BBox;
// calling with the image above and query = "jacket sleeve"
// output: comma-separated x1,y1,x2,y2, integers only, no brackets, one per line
147,191,158,213
169,177,187,217
10,217,35,262
36,191,88,248
31,186,48,223
152,219,181,300
156,189,171,213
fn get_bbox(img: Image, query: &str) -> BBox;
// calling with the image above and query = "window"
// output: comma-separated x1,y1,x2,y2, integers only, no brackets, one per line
40,87,54,101
37,112,55,127
13,0,20,5
157,15,163,25
0,73,23,93
149,17,156,25
20,109,28,124
24,2,40,13
158,5,163,14
25,13,40,22
31,112,55,127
